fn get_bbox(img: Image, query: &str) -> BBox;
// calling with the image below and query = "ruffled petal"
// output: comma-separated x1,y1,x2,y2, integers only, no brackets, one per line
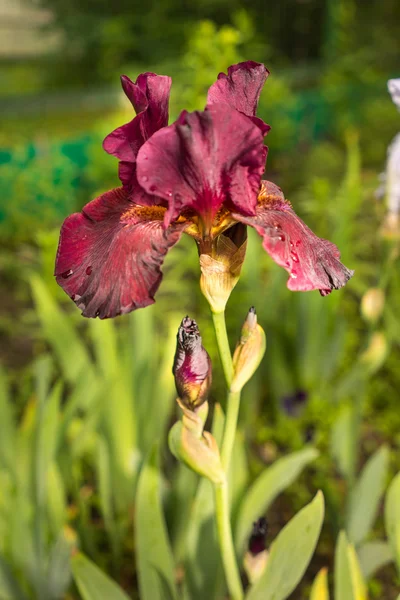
136,104,266,228
55,188,185,318
207,61,270,135
233,181,354,295
103,73,171,163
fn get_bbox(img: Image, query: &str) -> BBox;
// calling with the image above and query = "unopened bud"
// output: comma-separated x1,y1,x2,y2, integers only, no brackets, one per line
361,288,385,323
173,317,212,410
231,307,266,392
200,224,247,313
244,517,269,584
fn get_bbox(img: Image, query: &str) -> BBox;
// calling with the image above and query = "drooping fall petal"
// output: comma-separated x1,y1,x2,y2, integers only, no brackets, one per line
136,104,266,228
55,188,185,318
103,73,171,163
207,61,270,135
233,181,354,295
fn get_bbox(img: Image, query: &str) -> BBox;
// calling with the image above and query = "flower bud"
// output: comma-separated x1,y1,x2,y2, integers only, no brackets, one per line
173,317,212,410
231,307,266,393
360,288,385,323
200,224,247,313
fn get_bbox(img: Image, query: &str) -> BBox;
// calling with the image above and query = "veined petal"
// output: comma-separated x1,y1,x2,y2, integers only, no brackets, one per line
207,61,270,135
233,181,354,295
103,73,171,162
55,188,185,318
136,104,266,228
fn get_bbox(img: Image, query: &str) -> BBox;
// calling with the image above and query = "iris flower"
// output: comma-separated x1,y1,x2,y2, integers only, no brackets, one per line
55,62,353,318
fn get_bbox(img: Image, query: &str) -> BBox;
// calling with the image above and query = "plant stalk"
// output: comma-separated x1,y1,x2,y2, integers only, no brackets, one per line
221,389,241,471
211,308,244,597
214,480,244,600
212,310,233,385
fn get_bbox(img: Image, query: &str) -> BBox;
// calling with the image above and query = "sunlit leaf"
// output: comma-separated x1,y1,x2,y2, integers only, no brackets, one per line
357,541,392,579
330,405,356,483
47,531,74,599
235,447,318,554
347,445,389,545
246,491,324,600
135,446,178,600
310,568,329,600
334,531,368,600
30,274,92,383
72,552,130,600
385,471,400,575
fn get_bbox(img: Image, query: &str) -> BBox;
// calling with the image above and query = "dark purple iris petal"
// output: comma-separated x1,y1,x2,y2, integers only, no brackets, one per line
55,188,185,319
103,73,171,163
136,104,266,227
233,181,354,295
207,61,270,136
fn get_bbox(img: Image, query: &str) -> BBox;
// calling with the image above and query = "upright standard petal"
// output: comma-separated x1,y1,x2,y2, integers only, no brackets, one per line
136,104,266,228
55,188,185,318
207,61,270,135
103,72,171,163
233,181,354,295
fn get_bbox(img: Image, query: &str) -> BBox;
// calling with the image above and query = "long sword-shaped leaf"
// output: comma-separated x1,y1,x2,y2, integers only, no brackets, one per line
347,445,389,545
310,568,329,600
72,553,131,600
246,491,324,600
135,446,178,600
236,447,318,554
385,471,400,575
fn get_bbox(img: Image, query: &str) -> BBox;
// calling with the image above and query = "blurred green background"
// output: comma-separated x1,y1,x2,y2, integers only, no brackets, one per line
1,0,400,598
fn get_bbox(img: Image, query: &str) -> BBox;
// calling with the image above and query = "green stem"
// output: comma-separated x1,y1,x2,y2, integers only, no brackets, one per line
212,310,233,386
214,481,244,600
221,390,241,471
211,309,244,597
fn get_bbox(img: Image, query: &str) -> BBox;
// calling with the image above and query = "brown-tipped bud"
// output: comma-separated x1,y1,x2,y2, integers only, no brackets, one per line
231,307,266,393
361,288,385,323
173,316,212,410
199,224,247,313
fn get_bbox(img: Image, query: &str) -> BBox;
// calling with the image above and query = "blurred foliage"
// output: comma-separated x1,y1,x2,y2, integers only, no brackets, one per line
1,1,400,596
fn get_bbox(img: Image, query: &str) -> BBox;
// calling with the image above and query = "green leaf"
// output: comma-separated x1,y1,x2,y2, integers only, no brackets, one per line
135,446,178,600
235,447,318,554
246,491,324,600
0,366,16,473
357,541,393,579
334,531,367,600
72,553,130,600
347,445,389,545
30,274,92,384
385,471,400,575
47,532,74,599
330,406,357,483
310,568,329,600
0,555,28,600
